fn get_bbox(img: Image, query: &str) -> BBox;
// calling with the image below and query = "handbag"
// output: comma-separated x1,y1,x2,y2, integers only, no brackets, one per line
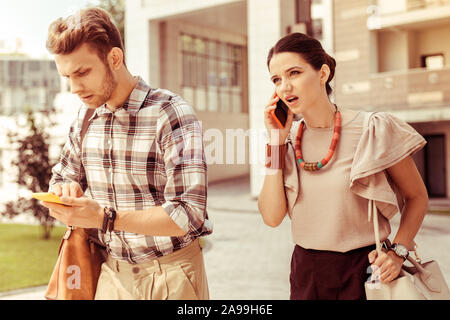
365,199,450,300
45,227,107,300
45,107,107,300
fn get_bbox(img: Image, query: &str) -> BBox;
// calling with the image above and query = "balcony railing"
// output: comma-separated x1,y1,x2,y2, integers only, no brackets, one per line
407,0,450,11
368,66,450,110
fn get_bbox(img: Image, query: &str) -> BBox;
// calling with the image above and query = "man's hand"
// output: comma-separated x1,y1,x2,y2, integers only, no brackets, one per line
50,181,84,198
368,249,404,284
42,184,103,228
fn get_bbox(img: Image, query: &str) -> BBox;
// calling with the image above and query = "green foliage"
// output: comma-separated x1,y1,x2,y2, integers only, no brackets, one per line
0,223,66,292
2,108,58,239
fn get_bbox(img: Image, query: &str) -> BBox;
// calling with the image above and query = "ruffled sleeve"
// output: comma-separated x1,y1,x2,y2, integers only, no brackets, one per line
283,121,301,218
350,112,426,219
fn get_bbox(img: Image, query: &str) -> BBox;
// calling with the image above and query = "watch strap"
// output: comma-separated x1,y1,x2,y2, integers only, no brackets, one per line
102,207,117,233
390,243,409,260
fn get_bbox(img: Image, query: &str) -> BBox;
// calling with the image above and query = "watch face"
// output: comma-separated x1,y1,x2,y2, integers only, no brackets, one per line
394,244,408,257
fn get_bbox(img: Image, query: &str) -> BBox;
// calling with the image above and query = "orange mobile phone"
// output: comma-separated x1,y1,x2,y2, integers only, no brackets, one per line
270,99,288,128
31,192,70,206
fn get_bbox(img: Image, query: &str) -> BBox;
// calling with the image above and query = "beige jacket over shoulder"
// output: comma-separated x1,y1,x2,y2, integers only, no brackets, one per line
282,111,426,252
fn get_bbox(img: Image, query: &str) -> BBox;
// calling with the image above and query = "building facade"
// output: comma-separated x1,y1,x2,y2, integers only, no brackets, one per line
0,57,64,205
0,57,61,115
125,0,449,199
333,0,450,198
125,0,333,187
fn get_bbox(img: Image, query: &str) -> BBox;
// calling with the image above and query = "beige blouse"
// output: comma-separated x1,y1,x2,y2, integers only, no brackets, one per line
282,110,426,252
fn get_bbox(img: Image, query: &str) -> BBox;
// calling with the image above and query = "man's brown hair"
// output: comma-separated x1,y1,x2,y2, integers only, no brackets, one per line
46,7,124,65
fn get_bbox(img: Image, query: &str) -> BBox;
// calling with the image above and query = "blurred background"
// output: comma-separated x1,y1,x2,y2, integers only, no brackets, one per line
0,0,450,299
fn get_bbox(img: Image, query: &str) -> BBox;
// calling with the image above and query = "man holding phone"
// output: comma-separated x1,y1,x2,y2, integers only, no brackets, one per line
43,8,212,300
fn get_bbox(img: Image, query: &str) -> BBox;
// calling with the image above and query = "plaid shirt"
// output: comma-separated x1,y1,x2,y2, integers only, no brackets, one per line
50,77,213,263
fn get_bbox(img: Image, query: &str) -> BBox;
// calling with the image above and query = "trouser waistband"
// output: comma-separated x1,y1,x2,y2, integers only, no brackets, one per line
106,239,202,274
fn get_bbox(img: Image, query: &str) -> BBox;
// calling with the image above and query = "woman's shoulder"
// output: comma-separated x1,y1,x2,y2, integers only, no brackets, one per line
340,108,411,130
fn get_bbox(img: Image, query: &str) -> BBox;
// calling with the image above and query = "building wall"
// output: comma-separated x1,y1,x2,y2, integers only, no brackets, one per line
126,0,334,190
334,0,450,198
126,0,251,183
416,25,450,67
378,30,410,73
333,0,372,109
0,58,60,115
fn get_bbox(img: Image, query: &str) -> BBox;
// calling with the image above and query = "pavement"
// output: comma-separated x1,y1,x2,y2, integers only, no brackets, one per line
1,176,450,300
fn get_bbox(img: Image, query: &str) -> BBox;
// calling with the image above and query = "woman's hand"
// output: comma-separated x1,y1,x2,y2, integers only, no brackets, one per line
264,91,294,145
368,249,404,284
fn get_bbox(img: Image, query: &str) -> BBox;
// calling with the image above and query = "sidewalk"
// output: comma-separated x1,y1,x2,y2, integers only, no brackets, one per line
1,176,450,300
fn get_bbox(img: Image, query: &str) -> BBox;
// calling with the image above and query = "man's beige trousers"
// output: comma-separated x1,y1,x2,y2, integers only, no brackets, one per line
95,239,209,300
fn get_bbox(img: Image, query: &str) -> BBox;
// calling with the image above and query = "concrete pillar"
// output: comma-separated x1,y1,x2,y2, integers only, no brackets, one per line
247,0,295,198
124,0,153,85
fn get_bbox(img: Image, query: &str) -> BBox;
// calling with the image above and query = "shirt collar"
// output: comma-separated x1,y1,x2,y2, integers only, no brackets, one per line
90,76,151,119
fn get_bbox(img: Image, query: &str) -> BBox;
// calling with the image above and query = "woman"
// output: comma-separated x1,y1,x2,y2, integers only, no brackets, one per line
258,33,429,300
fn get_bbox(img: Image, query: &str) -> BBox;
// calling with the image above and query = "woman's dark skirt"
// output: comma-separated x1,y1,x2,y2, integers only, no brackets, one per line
290,243,376,300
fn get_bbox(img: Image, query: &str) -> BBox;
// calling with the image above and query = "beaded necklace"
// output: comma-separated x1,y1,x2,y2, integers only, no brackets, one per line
295,106,342,171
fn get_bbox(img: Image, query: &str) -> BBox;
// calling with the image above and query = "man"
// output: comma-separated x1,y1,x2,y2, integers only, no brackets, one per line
43,7,212,300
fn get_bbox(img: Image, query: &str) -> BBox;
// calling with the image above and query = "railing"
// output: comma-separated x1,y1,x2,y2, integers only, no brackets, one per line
368,66,450,109
407,0,450,11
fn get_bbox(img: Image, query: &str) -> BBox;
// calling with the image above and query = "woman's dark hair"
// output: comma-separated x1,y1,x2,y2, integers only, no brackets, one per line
267,33,336,96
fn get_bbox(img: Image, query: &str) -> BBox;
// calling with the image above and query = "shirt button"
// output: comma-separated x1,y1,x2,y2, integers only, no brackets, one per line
132,267,139,274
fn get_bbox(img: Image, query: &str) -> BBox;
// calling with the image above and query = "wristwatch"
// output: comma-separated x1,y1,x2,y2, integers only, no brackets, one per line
389,243,409,260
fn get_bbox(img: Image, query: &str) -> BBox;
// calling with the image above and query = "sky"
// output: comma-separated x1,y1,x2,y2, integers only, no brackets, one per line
0,0,97,58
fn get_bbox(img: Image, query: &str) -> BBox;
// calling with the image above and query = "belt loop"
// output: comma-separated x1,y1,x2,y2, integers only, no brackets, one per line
153,259,162,274
116,260,120,272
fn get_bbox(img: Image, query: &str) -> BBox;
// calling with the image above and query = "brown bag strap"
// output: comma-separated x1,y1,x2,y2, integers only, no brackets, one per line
80,108,95,144
76,107,95,196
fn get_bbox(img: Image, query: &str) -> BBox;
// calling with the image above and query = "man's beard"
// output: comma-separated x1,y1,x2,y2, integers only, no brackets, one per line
86,65,117,108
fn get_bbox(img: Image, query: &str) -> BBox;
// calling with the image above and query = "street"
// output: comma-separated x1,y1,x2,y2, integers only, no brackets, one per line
1,177,449,300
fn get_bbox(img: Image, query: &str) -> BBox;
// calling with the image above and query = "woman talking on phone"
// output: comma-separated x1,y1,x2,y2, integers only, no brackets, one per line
258,33,429,300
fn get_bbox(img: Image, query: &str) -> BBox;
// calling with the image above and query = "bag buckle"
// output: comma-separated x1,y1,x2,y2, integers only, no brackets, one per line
413,244,422,264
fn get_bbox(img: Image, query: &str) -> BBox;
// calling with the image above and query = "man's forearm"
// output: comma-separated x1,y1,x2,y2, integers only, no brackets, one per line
112,206,187,237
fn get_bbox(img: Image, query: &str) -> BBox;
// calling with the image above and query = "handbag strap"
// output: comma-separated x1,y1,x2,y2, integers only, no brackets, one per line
76,108,95,189
369,200,382,255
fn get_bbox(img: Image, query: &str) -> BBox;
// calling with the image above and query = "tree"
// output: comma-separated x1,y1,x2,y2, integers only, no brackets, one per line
2,107,58,239
89,0,125,45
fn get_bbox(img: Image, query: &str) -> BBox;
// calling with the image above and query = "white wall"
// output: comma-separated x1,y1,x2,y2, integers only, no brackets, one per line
377,0,407,14
247,0,284,198
136,0,244,20
125,0,151,83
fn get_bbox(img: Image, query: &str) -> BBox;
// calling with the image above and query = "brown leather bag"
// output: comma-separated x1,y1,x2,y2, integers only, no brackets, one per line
45,227,107,300
45,108,106,300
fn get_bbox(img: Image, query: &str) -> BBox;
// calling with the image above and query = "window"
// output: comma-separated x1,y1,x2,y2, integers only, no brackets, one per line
180,34,245,113
421,54,444,70
29,61,41,71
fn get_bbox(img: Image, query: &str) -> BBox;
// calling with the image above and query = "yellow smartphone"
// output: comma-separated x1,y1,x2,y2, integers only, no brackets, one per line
31,192,69,206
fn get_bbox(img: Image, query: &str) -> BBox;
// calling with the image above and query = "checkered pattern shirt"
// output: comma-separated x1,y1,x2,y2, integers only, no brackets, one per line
50,77,213,263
